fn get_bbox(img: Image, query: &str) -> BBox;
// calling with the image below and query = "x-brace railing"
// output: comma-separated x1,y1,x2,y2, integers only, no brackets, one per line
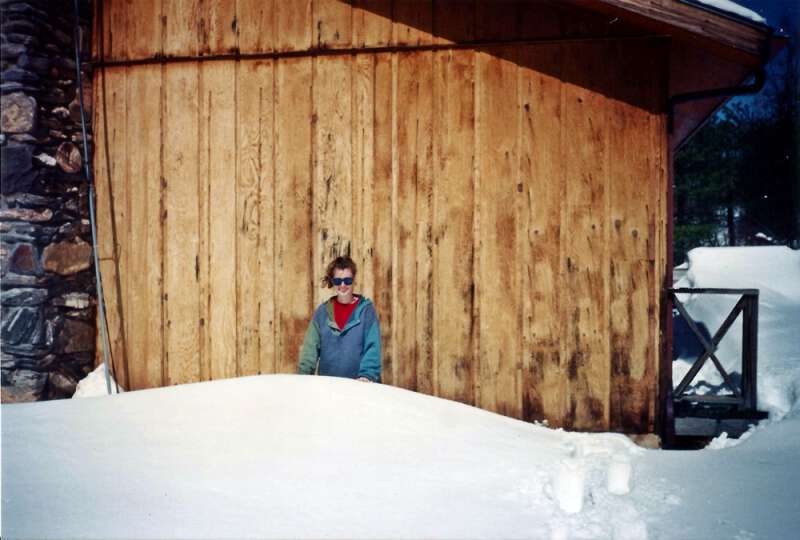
669,288,759,411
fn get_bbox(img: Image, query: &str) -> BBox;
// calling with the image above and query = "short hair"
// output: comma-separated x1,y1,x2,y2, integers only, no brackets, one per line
322,256,358,288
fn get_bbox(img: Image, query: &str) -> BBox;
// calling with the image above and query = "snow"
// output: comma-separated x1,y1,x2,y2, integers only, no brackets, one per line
692,0,767,23
72,364,125,398
606,454,632,496
754,232,773,243
4,375,652,539
2,246,799,539
3,372,800,539
673,246,800,419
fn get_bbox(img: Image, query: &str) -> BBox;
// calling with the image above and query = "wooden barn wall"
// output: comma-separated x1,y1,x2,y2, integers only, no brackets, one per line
93,0,667,433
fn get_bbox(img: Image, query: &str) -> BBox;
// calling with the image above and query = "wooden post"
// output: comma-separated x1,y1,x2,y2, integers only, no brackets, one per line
742,292,759,411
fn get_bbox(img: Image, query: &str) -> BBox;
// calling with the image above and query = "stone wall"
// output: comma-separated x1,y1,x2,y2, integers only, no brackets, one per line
1,0,96,401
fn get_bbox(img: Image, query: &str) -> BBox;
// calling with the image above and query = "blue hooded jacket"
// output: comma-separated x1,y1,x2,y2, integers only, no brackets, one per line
297,296,382,382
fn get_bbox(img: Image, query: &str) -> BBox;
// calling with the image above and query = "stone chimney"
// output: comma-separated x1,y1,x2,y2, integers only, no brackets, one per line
1,0,96,401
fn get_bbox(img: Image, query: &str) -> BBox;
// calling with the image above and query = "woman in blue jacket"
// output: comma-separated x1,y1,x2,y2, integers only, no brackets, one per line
297,256,382,382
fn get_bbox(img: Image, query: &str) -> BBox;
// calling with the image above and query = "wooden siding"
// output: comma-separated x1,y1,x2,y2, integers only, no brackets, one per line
94,0,653,62
93,0,668,433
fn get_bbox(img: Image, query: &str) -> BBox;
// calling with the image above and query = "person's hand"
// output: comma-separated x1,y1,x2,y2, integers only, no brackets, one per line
357,377,371,382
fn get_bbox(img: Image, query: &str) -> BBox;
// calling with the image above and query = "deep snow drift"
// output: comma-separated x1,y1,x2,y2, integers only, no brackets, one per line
4,375,650,539
3,373,800,540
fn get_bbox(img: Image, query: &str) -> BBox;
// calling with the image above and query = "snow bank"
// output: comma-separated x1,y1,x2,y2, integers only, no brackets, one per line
3,374,648,540
636,414,800,539
692,0,767,23
674,246,800,419
3,373,800,538
72,364,125,398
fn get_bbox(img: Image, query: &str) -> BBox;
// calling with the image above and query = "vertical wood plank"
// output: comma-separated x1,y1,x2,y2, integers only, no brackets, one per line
609,259,653,430
110,66,130,387
516,0,566,41
651,39,669,433
257,60,277,375
518,44,566,425
373,52,394,384
393,0,433,46
204,61,238,380
414,51,434,398
475,0,519,42
93,66,129,387
394,51,433,392
313,0,353,49
238,0,275,54
653,47,669,432
237,60,275,376
199,0,239,55
97,258,126,383
352,54,375,298
608,40,653,432
163,62,201,385
275,57,313,373
433,0,475,44
105,0,127,60
126,0,162,60
389,52,399,386
125,64,164,389
477,48,521,418
92,64,112,269
432,49,475,405
92,0,102,60
471,44,482,410
275,0,312,52
163,0,199,57
393,51,414,390
313,55,353,306
197,59,211,382
561,42,610,431
352,0,392,48
259,62,278,373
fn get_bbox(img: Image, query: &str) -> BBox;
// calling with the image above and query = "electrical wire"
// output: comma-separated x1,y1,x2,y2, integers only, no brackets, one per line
72,0,116,395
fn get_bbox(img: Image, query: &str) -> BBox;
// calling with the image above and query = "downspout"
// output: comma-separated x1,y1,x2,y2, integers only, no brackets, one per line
667,66,767,134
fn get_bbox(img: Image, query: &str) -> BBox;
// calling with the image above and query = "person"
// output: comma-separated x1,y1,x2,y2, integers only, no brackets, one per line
297,256,381,382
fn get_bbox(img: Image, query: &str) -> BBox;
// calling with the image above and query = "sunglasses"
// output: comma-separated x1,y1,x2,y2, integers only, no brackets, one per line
332,277,354,286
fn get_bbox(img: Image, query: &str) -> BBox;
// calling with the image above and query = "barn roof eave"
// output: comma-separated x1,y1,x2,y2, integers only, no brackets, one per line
569,0,774,67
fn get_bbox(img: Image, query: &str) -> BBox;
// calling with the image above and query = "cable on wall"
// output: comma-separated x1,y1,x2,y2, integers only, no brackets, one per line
72,0,117,395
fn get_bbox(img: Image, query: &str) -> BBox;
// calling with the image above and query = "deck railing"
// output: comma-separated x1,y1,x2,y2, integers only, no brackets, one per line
668,288,760,412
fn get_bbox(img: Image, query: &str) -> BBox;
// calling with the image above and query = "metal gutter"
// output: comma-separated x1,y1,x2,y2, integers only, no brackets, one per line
667,26,774,137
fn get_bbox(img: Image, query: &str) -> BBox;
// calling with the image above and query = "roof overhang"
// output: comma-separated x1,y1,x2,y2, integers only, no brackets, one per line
568,0,786,149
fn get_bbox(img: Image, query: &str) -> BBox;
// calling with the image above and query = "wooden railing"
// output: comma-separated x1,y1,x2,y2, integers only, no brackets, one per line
669,288,760,412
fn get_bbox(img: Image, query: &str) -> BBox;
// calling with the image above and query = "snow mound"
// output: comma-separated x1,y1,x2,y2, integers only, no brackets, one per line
72,363,125,397
674,246,800,419
3,374,647,539
4,374,800,538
